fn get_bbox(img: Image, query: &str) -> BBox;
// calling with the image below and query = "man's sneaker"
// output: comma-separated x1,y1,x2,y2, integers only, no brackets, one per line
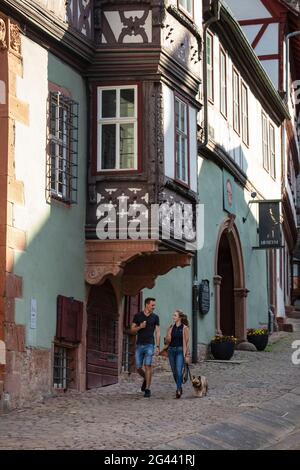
144,389,151,398
141,379,146,392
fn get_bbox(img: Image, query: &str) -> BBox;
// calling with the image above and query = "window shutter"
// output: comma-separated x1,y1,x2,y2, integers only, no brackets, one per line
56,295,83,343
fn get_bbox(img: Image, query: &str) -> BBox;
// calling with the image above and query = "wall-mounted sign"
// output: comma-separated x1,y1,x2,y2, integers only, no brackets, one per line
199,280,210,315
259,201,281,248
223,170,236,215
30,298,37,329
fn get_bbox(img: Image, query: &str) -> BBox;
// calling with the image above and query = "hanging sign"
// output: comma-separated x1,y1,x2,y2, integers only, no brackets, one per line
259,201,281,248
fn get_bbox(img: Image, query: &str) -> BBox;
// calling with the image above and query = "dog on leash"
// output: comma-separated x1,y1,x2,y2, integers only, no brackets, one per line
191,375,208,397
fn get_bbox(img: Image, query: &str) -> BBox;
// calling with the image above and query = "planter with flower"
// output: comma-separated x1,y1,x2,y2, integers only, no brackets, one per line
247,328,269,351
210,335,237,360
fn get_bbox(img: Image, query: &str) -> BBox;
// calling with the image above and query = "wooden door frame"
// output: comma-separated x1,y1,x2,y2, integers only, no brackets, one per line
214,217,248,340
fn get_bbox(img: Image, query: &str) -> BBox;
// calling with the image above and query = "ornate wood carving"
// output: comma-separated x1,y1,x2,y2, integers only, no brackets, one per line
0,18,7,50
99,7,152,44
9,23,21,55
67,0,93,38
162,11,200,75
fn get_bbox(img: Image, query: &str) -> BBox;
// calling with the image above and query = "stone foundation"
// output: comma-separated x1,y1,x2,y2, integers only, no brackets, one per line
3,347,52,409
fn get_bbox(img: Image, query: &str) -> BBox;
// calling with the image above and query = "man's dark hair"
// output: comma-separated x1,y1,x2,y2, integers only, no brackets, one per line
145,297,156,306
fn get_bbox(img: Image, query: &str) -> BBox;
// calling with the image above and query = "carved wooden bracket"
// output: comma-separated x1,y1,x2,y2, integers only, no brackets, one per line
85,239,192,294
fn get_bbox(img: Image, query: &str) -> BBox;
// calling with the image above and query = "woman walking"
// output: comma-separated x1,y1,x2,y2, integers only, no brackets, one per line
166,310,190,398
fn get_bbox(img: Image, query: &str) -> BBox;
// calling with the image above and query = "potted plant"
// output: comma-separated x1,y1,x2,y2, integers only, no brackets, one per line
247,328,269,351
210,335,237,360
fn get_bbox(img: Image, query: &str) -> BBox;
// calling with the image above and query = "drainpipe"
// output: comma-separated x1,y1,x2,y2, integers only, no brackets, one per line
192,1,221,363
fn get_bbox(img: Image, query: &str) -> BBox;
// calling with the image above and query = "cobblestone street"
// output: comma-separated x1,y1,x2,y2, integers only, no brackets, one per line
0,332,299,450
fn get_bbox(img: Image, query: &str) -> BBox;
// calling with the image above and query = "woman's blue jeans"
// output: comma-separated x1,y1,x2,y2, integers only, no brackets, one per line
168,346,184,391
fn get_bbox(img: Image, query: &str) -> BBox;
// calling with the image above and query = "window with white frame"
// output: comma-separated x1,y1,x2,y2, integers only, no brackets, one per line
178,0,193,17
220,49,227,117
262,113,269,171
241,83,249,145
207,32,214,102
175,96,189,184
233,69,240,133
48,92,78,204
269,124,276,179
97,86,137,171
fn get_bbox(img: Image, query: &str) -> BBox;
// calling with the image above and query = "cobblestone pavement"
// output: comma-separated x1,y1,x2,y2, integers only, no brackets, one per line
0,332,299,450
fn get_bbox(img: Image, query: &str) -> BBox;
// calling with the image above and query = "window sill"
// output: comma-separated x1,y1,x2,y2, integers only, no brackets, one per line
50,195,72,209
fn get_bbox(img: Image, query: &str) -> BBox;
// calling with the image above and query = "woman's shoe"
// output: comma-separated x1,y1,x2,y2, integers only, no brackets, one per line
176,389,182,398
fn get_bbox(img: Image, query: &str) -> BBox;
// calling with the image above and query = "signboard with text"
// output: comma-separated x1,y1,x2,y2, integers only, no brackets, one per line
259,202,281,248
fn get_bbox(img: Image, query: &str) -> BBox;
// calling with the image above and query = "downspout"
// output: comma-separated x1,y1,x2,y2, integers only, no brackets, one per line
192,0,220,363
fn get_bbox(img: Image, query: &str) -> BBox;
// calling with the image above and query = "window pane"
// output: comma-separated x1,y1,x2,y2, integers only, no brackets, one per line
50,102,57,136
120,123,135,169
102,90,116,118
180,102,186,132
120,89,135,117
175,99,180,130
176,133,180,178
102,124,116,169
181,136,187,182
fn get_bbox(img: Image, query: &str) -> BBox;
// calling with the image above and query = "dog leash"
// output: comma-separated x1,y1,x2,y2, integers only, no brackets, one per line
186,364,192,381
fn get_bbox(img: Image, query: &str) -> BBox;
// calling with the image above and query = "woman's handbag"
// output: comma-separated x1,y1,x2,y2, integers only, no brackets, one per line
182,363,192,383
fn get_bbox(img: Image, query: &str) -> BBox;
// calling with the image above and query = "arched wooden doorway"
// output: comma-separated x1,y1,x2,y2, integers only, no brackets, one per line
218,233,235,336
214,217,248,340
87,280,119,388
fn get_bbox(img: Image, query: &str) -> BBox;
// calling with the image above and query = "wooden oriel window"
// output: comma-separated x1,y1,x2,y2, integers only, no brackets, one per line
232,68,240,134
262,113,269,171
241,83,249,146
48,92,79,204
207,32,214,102
175,96,189,185
269,124,276,179
97,86,138,171
220,48,227,118
178,0,193,18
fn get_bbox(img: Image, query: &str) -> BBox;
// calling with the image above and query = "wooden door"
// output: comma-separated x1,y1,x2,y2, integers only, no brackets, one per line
218,234,235,336
87,281,118,388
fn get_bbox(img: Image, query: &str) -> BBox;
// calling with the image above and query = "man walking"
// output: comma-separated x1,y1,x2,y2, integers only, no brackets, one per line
131,298,160,398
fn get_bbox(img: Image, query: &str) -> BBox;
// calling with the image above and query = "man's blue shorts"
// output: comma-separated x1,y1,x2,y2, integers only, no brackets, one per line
135,343,155,368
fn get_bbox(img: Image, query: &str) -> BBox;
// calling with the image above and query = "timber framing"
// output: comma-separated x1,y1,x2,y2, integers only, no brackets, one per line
206,2,290,126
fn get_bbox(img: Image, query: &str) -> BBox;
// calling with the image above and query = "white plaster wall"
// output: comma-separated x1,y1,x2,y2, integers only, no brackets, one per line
207,33,282,201
34,0,67,20
14,36,49,346
224,0,271,20
163,83,175,180
14,37,49,240
104,10,152,43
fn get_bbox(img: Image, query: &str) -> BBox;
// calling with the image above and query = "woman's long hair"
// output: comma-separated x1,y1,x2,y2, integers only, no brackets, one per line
176,310,189,327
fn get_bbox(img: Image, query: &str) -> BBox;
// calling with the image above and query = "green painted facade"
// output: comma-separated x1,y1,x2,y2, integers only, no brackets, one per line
144,158,269,346
14,52,87,349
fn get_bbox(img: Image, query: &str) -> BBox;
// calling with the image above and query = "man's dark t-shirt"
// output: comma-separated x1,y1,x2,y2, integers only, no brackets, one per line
133,311,160,345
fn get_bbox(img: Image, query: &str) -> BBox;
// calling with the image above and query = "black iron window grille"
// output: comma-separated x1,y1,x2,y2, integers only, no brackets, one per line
47,92,79,204
53,346,74,390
